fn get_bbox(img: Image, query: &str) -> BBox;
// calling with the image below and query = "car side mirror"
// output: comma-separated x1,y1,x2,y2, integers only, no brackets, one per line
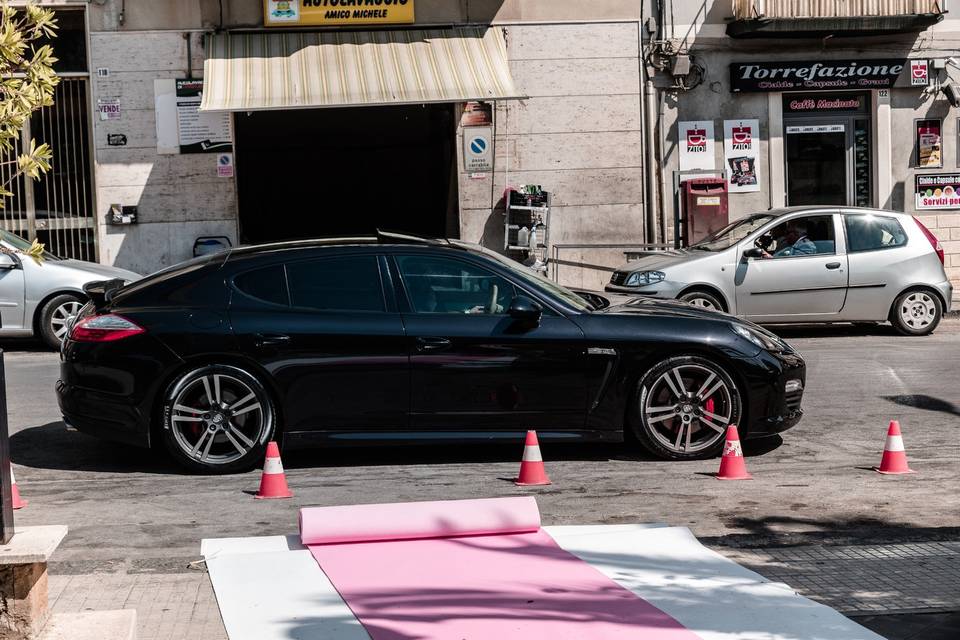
0,253,17,270
742,247,763,260
508,295,542,325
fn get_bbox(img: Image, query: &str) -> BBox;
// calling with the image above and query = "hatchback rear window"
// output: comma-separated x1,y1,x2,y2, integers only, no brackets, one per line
286,256,384,312
844,215,907,253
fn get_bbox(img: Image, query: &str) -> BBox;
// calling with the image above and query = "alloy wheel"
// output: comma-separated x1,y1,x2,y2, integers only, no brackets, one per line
899,292,936,331
50,300,83,341
686,297,718,310
169,372,267,466
642,363,734,454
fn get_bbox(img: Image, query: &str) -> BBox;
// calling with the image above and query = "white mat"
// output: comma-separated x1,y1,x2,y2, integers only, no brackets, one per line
203,526,884,640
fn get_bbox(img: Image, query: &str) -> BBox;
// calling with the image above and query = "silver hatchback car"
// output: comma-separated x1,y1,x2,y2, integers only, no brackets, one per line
607,207,953,335
0,231,140,348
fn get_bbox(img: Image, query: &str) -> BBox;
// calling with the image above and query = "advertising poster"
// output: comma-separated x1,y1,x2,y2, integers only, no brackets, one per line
264,0,415,27
915,119,942,168
723,119,761,193
176,79,232,154
915,174,960,210
678,121,716,171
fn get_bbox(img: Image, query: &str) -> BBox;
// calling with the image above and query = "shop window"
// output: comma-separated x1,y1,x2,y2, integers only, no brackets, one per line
286,256,385,312
397,256,515,315
233,265,289,307
844,215,907,253
757,215,835,258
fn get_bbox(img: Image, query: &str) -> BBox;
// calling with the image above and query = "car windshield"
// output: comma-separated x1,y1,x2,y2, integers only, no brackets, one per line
452,241,594,312
0,229,60,261
691,213,778,251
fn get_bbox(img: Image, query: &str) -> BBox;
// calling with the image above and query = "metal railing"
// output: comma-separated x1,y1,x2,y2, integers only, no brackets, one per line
732,0,943,20
550,243,672,287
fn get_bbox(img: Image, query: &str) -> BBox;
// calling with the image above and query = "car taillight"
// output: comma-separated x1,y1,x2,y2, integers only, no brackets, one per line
913,216,945,265
69,314,145,342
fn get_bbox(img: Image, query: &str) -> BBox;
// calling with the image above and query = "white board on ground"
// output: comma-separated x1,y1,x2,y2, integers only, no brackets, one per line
205,549,369,640
548,526,886,640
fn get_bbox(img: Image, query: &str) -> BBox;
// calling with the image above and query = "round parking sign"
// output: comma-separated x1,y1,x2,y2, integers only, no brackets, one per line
470,137,487,155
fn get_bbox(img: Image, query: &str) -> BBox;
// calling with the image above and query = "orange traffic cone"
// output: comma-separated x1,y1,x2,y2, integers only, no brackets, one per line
716,425,752,480
515,430,551,486
874,420,915,475
10,466,26,509
254,441,293,499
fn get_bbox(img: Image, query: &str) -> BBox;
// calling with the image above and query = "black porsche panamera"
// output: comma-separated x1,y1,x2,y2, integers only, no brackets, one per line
57,234,805,473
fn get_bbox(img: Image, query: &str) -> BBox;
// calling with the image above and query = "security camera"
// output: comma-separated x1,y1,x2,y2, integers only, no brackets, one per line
943,83,960,107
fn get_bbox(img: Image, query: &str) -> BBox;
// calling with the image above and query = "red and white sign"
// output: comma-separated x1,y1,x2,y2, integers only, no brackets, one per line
723,119,761,193
678,121,715,171
911,59,929,86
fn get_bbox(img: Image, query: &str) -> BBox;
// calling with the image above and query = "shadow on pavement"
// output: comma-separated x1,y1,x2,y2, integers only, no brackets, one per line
11,421,180,474
883,394,960,417
0,338,52,353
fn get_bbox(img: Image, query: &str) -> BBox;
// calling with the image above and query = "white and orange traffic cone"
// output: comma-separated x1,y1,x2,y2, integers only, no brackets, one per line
874,420,915,475
254,441,293,499
716,425,752,480
515,430,551,486
10,466,26,509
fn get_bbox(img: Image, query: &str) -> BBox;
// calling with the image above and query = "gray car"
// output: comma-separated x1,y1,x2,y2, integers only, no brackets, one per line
0,230,140,348
607,207,953,336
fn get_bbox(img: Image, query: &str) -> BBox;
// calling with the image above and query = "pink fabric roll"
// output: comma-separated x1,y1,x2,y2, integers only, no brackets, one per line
299,496,540,545
300,497,703,639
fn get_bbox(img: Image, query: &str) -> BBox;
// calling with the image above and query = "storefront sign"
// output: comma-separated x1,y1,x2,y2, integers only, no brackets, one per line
910,59,929,86
678,121,716,171
915,119,942,168
264,0,415,27
723,119,761,193
97,97,121,120
784,95,865,113
463,125,493,173
915,174,960,210
176,79,232,154
730,59,905,92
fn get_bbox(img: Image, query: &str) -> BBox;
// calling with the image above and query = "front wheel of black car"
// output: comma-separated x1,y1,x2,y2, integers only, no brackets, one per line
160,364,275,473
630,355,741,460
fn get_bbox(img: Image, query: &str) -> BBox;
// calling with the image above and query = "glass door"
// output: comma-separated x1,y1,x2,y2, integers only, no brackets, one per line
785,122,849,206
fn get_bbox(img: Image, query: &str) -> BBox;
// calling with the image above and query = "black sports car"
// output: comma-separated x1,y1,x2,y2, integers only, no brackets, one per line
57,234,805,473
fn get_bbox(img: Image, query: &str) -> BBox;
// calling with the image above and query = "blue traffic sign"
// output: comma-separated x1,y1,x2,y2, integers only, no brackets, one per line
470,137,487,154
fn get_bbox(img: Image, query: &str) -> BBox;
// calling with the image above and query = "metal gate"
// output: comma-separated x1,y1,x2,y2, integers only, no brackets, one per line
0,77,96,262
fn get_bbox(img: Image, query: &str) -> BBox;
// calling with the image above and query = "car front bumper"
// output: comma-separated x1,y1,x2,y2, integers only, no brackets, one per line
740,348,806,439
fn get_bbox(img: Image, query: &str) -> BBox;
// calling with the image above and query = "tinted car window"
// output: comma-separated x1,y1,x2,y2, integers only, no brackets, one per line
397,255,515,314
286,256,384,312
844,215,907,253
234,265,288,306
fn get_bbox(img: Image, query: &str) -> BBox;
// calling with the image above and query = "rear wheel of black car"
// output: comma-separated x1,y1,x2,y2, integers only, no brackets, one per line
630,355,741,460
161,364,275,473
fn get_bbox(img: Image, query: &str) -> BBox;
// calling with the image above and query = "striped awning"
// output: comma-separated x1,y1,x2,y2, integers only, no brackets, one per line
199,27,522,112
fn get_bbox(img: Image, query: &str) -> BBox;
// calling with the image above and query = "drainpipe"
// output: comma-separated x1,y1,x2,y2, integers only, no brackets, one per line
643,75,659,244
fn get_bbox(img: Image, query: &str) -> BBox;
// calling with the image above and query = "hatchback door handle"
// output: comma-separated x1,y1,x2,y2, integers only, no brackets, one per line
825,262,842,270
416,337,451,352
255,333,290,346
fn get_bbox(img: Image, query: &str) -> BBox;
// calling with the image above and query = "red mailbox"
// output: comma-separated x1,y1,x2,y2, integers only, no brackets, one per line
682,178,729,246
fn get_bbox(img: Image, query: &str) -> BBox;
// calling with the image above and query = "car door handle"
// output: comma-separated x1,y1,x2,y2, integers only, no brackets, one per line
416,337,451,352
255,333,290,347
825,262,842,270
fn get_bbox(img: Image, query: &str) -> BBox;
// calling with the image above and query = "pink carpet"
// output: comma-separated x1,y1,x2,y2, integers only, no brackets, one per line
301,497,702,639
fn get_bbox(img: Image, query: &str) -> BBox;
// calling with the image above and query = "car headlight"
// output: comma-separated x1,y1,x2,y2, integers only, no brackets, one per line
731,323,785,352
624,270,665,287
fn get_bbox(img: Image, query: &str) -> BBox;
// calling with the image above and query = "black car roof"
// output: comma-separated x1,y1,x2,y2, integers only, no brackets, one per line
224,232,476,262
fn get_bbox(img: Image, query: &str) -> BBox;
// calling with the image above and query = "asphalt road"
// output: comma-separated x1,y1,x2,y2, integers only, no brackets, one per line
6,319,960,572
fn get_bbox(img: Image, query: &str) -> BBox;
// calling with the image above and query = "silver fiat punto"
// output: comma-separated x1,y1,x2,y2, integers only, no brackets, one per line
607,207,953,335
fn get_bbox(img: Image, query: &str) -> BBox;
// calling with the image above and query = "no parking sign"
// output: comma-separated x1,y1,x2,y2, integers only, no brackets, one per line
463,125,493,173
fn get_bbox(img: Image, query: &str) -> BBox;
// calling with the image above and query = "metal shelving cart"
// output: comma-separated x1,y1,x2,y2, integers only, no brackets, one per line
504,188,551,273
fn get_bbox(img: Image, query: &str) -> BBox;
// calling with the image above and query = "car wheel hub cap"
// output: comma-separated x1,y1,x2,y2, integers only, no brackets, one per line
900,293,935,328
643,364,735,454
170,373,265,465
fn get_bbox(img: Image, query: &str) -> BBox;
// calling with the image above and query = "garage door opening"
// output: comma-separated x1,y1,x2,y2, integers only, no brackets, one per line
234,103,458,244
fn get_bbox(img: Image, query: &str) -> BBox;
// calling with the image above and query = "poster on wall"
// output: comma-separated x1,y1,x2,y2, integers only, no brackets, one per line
678,121,716,171
915,119,942,168
723,119,761,193
176,79,232,154
915,174,960,210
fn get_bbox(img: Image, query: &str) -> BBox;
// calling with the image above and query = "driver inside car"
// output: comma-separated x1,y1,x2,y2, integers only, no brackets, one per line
761,221,817,258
